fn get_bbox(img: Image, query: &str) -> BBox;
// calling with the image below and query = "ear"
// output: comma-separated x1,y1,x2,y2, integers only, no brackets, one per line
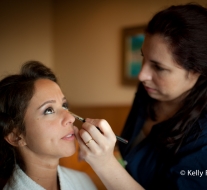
4,131,27,147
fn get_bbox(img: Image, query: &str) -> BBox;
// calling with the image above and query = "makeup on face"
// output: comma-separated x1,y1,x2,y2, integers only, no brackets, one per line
70,111,128,144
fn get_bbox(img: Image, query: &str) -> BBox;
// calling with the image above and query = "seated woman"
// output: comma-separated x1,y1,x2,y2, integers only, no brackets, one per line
0,61,97,190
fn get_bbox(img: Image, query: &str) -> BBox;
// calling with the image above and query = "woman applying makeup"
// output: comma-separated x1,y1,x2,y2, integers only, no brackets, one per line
0,61,96,190
75,3,207,190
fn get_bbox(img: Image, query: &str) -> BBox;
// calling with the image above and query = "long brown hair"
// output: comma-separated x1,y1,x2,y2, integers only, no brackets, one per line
145,3,207,153
0,61,57,185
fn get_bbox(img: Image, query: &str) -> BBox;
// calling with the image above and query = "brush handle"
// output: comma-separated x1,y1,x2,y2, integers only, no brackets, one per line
116,135,128,144
70,111,128,144
96,126,128,144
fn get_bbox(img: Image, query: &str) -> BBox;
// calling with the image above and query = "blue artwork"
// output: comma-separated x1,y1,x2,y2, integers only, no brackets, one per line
126,34,145,78
131,35,144,51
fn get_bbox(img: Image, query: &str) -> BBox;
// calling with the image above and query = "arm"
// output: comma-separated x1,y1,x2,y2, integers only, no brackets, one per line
74,118,144,190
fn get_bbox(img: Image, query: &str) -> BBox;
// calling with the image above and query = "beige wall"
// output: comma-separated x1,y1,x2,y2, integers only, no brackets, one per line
53,0,207,106
0,0,53,78
0,0,206,106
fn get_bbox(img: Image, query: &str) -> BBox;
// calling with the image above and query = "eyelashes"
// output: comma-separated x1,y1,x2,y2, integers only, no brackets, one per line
44,107,55,115
43,102,69,115
62,102,69,110
140,50,166,72
154,64,165,71
140,54,165,72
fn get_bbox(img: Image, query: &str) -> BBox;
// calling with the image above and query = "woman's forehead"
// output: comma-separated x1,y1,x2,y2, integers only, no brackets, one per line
30,79,64,105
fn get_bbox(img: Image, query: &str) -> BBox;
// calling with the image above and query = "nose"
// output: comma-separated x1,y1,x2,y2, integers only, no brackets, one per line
138,61,152,82
62,110,75,126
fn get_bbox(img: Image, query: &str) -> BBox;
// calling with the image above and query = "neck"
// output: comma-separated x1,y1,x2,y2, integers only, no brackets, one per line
25,162,59,190
17,151,60,190
155,100,182,122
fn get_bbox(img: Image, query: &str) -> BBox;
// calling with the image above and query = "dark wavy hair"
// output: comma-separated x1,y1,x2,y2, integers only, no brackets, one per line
143,3,207,153
0,61,57,186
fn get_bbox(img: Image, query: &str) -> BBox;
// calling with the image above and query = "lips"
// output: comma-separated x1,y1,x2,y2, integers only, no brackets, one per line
145,85,154,89
143,85,157,93
65,134,73,138
61,131,75,141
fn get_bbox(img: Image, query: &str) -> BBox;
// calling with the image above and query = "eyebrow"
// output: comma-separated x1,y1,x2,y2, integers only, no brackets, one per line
150,60,168,69
151,60,164,66
37,97,67,110
141,48,167,67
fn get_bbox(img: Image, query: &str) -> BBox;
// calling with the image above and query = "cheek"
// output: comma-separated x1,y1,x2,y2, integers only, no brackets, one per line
25,119,52,145
159,77,190,99
153,76,167,90
24,124,58,155
155,77,178,95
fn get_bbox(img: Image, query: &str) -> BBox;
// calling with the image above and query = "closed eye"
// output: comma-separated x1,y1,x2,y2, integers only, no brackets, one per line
44,107,55,115
150,60,166,71
154,64,165,71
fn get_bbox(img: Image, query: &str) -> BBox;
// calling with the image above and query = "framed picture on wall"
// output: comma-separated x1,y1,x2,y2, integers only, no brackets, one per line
122,25,146,85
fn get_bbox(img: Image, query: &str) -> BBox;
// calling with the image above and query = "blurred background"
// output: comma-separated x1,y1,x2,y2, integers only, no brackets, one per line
1,0,206,189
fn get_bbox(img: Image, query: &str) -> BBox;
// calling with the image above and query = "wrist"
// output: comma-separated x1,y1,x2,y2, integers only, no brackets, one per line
91,155,119,174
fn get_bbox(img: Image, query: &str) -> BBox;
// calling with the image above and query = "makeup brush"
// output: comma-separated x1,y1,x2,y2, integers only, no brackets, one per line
70,111,128,144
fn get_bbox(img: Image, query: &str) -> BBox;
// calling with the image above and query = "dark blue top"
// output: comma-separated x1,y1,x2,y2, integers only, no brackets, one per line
119,85,207,190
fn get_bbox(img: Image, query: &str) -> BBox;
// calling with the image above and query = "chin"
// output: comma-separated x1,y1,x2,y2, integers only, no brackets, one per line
148,92,167,101
61,145,76,158
148,93,160,100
